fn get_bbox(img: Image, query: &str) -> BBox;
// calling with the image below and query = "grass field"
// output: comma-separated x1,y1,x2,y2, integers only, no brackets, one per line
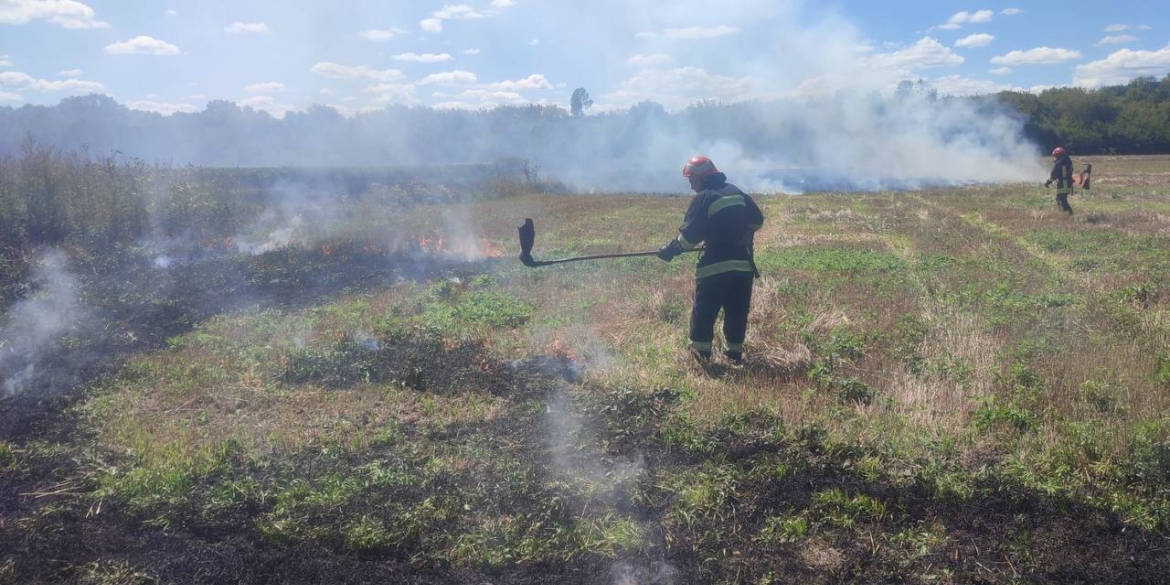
2,155,1169,584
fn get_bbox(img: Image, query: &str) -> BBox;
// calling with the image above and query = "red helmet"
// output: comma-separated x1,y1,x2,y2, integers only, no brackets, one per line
682,156,717,178
1052,147,1066,157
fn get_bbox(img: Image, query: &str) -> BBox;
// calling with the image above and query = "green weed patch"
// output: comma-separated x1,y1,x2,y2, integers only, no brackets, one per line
756,245,906,273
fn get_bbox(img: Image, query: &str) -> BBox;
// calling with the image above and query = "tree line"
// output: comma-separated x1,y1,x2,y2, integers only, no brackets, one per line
994,75,1170,154
0,75,1167,170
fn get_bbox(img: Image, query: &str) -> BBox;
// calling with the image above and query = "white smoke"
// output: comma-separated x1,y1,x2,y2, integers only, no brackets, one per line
611,561,679,585
531,0,1046,193
0,250,88,397
437,206,498,261
544,387,648,496
546,90,1044,194
235,180,334,254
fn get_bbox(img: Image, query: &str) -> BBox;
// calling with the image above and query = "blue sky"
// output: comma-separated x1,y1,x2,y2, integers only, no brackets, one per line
2,0,1168,117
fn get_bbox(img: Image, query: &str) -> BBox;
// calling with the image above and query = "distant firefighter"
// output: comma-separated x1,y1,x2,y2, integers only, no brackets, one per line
657,156,764,365
1044,147,1074,215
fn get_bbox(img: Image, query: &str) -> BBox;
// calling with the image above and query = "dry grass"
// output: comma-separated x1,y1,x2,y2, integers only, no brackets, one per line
459,167,1170,460
87,291,514,465
372,169,1167,456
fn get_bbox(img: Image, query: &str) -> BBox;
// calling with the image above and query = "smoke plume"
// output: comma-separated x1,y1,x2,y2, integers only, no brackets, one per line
1,250,89,397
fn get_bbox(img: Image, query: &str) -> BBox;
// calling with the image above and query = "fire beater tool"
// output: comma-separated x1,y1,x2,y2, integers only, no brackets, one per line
517,218,699,267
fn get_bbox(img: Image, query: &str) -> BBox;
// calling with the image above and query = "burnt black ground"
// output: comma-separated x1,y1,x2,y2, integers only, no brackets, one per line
0,247,507,583
0,244,497,439
3,246,1170,584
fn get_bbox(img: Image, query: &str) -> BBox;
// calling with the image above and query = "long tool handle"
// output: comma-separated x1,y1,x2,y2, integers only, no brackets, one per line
521,249,699,267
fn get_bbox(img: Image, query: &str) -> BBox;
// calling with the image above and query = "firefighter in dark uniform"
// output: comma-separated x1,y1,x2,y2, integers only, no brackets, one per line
1045,146,1074,215
657,156,764,364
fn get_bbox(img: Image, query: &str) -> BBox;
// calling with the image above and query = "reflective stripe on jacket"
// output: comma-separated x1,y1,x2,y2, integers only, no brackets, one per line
676,180,764,279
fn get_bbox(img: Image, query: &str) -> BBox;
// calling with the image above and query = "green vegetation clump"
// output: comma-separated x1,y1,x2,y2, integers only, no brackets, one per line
997,76,1170,154
756,246,905,273
0,441,15,470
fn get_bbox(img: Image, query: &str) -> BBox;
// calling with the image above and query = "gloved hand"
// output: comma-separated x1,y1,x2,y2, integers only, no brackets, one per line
657,239,684,262
1044,179,1052,188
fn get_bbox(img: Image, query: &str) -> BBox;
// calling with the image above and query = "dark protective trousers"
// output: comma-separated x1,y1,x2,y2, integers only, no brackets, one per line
689,271,754,355
1056,192,1073,214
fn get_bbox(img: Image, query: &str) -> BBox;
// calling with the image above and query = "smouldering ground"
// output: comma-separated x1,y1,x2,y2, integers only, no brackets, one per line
2,155,1170,584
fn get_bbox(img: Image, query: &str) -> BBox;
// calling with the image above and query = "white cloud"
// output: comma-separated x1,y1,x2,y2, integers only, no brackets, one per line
434,4,486,19
431,101,484,110
871,37,963,71
1074,45,1170,87
954,33,994,48
58,68,81,77
1097,35,1138,46
225,21,269,34
485,74,553,91
602,66,756,110
421,3,495,32
968,10,993,23
636,25,740,40
165,9,176,16
360,28,406,41
946,10,993,26
0,0,108,29
989,67,1012,75
361,83,420,104
245,81,285,92
103,36,181,56
627,53,674,67
0,70,103,91
392,52,453,63
991,46,1082,65
1104,24,1128,32
0,55,12,67
457,89,524,102
931,74,1017,96
236,95,296,118
462,48,480,55
528,38,539,46
126,100,198,115
310,62,404,81
0,91,22,100
1000,8,1022,15
936,23,960,30
418,70,477,85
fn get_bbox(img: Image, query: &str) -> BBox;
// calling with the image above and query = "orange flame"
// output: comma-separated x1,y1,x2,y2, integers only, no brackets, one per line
548,338,577,360
480,238,503,258
415,234,449,254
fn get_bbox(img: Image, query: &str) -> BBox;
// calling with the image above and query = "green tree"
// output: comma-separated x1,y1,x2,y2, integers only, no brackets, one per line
570,87,593,117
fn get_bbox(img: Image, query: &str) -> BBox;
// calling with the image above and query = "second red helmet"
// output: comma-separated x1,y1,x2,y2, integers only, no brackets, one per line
682,156,718,178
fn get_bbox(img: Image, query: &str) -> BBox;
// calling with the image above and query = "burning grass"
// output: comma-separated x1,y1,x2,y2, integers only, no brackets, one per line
2,156,1170,583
